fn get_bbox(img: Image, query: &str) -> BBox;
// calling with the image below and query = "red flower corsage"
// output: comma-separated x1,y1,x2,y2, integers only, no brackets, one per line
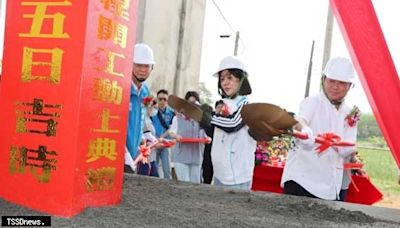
345,105,361,127
142,96,156,107
220,104,230,116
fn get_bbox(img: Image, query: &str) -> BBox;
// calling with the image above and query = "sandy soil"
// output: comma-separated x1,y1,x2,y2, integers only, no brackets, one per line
0,174,399,227
375,195,400,209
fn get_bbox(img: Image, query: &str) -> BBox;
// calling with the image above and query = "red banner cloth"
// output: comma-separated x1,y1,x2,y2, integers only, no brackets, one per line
251,165,382,205
346,175,383,205
331,0,400,169
252,165,284,194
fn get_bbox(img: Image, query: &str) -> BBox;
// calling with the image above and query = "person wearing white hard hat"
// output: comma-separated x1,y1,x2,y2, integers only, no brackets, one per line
125,43,156,173
281,57,359,201
199,56,257,190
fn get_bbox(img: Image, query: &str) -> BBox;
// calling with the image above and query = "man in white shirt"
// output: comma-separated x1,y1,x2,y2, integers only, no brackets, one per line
281,57,358,200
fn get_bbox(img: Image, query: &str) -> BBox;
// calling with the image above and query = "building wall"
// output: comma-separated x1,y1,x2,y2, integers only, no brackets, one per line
136,0,206,97
0,0,6,70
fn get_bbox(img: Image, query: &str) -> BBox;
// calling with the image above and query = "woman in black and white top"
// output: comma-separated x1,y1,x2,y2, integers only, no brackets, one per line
201,56,257,190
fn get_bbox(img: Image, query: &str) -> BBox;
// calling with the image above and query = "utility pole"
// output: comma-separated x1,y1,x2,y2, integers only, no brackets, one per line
304,40,315,98
234,31,239,56
173,0,187,96
321,5,334,74
220,31,240,56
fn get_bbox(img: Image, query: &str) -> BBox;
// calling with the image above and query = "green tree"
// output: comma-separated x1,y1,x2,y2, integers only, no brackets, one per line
198,82,213,106
357,113,382,139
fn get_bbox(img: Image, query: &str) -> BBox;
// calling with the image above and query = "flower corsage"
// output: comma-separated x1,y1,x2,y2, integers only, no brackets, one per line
142,95,156,107
345,105,361,127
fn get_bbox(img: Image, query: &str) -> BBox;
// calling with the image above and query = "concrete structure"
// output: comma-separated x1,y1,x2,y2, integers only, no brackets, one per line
0,0,6,71
136,0,207,97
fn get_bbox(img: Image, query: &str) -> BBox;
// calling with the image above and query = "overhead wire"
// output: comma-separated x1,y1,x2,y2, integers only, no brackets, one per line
211,0,246,55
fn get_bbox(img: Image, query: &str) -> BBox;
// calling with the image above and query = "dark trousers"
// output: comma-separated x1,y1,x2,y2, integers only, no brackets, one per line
124,164,135,173
137,161,159,177
283,180,318,198
338,189,348,201
202,144,213,184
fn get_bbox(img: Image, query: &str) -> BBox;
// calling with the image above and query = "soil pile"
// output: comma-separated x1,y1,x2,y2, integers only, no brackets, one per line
1,174,399,227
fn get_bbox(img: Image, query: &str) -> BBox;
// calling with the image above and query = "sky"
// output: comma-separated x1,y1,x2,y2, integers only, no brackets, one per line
199,0,400,114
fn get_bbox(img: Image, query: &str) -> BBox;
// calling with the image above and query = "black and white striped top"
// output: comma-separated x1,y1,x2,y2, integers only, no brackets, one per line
211,96,248,133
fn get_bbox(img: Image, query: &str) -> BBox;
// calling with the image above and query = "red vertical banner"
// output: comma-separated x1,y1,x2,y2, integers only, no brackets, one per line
0,0,138,217
330,0,400,169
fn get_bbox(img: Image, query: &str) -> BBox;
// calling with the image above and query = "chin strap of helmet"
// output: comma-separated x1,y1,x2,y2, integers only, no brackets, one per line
224,76,245,99
135,75,146,83
321,76,344,109
323,87,343,109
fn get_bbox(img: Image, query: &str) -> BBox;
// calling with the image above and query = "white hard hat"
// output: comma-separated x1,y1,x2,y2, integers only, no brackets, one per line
133,43,155,65
323,57,355,83
213,56,247,77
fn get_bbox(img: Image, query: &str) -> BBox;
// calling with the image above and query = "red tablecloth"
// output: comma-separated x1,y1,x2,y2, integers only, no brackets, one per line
251,165,383,205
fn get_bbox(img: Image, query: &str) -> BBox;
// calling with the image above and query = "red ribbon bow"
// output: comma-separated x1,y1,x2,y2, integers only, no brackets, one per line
134,141,159,165
314,132,355,153
315,133,341,153
221,104,230,116
142,96,155,106
134,145,151,165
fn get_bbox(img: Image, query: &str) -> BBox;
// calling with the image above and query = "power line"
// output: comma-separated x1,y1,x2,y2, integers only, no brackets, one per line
211,0,246,55
211,0,235,33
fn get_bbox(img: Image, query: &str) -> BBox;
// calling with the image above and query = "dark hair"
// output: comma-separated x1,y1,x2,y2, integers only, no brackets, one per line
201,103,213,113
185,91,200,102
215,100,224,108
218,69,251,98
157,89,168,96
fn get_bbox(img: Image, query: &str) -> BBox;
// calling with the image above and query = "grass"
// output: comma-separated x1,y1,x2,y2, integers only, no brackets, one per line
358,147,400,195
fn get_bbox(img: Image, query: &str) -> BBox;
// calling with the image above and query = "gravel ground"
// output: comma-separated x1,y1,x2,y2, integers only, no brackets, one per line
1,174,399,228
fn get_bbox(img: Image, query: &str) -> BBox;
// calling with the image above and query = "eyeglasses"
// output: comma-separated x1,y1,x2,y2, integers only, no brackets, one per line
158,97,167,101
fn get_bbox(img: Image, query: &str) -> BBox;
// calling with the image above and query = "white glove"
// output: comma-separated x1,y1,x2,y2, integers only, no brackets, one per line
298,126,314,150
143,131,157,144
124,147,136,171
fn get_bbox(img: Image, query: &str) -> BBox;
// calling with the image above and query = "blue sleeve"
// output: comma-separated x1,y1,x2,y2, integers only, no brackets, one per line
125,84,150,158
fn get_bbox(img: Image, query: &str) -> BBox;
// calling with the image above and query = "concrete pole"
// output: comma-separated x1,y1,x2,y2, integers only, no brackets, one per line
173,0,187,96
304,40,315,98
0,0,6,53
321,4,334,74
135,0,146,43
234,31,239,56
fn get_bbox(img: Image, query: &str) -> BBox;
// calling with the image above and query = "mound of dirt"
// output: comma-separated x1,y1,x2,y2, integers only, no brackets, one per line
1,174,399,227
